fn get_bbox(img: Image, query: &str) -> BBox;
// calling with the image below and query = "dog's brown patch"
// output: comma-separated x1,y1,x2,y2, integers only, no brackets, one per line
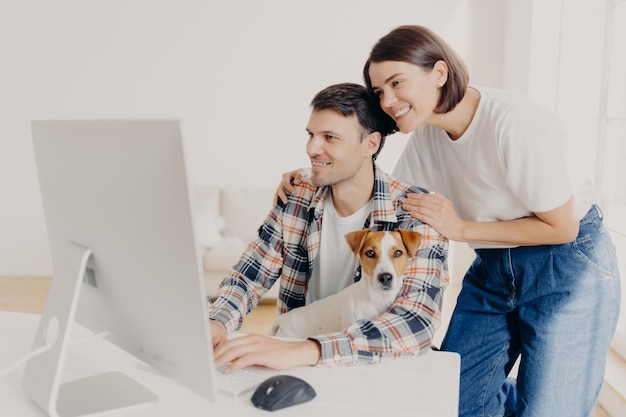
345,229,421,283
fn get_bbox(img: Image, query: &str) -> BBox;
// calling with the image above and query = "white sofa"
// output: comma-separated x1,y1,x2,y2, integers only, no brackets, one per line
194,185,280,300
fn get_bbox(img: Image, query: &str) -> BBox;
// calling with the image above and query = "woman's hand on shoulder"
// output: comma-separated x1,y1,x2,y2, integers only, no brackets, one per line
401,192,464,240
272,167,310,206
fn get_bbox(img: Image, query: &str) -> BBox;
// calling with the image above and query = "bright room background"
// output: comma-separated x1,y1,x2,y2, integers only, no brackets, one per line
1,0,521,277
2,0,625,414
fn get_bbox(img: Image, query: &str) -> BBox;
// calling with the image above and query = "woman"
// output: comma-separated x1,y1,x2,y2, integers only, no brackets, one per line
277,25,620,417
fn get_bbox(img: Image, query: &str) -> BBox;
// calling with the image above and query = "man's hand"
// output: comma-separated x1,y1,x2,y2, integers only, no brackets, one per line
214,334,321,373
210,319,228,349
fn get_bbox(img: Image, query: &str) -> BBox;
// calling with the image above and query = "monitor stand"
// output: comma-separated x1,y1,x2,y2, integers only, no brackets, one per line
21,242,158,417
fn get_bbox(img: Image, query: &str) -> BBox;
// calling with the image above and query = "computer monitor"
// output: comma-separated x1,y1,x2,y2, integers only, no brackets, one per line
24,120,218,417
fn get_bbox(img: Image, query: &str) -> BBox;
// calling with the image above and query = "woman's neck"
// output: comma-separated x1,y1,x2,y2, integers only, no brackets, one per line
429,87,481,140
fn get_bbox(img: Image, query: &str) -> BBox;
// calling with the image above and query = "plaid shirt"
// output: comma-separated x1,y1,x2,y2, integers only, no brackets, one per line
208,165,449,366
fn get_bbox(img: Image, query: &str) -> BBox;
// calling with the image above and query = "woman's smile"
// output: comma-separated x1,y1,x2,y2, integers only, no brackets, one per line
393,105,411,119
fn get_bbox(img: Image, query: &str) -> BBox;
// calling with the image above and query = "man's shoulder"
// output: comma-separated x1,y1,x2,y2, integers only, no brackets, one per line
291,179,318,195
275,180,319,211
383,170,432,198
377,171,428,222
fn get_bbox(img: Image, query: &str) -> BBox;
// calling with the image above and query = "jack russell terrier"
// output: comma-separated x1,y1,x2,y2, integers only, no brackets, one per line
268,228,422,338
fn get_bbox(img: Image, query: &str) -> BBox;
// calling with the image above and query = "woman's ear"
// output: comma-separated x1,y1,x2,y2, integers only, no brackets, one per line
433,60,449,86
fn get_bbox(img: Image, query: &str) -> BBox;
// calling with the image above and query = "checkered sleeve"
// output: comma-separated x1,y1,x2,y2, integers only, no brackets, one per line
207,182,316,333
208,205,286,333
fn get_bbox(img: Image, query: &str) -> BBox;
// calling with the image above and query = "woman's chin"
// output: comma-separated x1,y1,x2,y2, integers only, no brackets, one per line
397,122,416,134
398,115,426,133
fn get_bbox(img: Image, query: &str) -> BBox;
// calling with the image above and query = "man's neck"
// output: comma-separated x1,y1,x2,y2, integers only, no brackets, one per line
329,166,375,217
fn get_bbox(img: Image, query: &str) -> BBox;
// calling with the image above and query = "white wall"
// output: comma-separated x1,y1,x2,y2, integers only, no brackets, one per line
1,0,516,276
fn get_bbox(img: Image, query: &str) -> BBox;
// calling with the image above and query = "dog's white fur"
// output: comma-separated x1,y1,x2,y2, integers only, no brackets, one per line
268,229,422,338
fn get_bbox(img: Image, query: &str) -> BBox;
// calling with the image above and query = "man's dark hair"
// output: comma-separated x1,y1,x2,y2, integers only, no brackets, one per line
310,83,398,160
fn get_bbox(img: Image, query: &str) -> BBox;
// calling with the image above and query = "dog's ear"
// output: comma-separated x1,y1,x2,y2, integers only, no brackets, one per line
396,229,422,257
344,229,371,256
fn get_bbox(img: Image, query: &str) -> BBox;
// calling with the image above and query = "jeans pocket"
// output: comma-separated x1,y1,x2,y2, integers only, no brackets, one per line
571,232,615,278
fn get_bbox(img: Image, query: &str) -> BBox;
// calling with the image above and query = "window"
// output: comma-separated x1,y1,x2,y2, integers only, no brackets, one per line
537,0,626,358
600,0,626,358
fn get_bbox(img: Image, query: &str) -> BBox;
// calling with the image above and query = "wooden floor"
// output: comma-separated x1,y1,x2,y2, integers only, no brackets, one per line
0,276,276,335
0,276,611,416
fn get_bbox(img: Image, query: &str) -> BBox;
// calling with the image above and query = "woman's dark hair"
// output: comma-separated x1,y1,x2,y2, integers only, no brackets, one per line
363,25,469,114
310,82,398,160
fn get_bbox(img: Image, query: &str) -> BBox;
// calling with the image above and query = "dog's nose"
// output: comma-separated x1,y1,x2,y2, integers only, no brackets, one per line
378,273,393,287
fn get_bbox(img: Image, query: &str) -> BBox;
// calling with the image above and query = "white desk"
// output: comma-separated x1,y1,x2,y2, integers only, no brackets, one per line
0,312,459,417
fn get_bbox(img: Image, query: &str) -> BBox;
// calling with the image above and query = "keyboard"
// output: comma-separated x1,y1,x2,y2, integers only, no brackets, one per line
216,366,269,398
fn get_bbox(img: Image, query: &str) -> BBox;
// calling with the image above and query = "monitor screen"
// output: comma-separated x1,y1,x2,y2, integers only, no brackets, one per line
24,120,218,417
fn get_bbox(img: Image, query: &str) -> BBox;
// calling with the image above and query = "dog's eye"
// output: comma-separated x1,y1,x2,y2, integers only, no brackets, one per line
393,249,404,258
365,249,376,258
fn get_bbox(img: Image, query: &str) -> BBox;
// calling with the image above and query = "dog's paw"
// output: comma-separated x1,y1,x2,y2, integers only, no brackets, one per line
267,318,282,336
267,325,277,336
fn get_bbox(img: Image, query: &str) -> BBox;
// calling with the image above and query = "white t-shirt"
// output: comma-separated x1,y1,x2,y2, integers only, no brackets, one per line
393,86,593,249
306,194,373,304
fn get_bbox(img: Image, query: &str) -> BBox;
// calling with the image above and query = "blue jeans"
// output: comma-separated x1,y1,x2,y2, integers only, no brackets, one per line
441,205,621,417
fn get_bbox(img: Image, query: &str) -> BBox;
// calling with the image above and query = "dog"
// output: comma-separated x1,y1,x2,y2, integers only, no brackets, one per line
268,228,422,339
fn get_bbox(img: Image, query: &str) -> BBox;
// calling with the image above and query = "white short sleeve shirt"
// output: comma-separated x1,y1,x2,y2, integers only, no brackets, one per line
393,86,585,249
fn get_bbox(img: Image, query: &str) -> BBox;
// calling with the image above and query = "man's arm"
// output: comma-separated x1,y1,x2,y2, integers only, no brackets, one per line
210,221,447,370
311,221,448,366
208,205,285,333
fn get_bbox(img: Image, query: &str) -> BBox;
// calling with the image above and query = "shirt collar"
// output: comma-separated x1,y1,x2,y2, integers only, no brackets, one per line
308,165,398,224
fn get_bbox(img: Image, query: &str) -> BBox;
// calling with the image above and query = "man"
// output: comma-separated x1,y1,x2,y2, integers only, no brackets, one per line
208,83,448,372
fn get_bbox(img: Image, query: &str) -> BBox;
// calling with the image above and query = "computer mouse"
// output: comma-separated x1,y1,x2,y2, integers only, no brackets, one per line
250,374,316,411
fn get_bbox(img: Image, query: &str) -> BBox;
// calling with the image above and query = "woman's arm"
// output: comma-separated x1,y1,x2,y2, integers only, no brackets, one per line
402,192,579,246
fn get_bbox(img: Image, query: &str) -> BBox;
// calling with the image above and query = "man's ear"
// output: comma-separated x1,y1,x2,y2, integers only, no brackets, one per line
364,131,382,158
